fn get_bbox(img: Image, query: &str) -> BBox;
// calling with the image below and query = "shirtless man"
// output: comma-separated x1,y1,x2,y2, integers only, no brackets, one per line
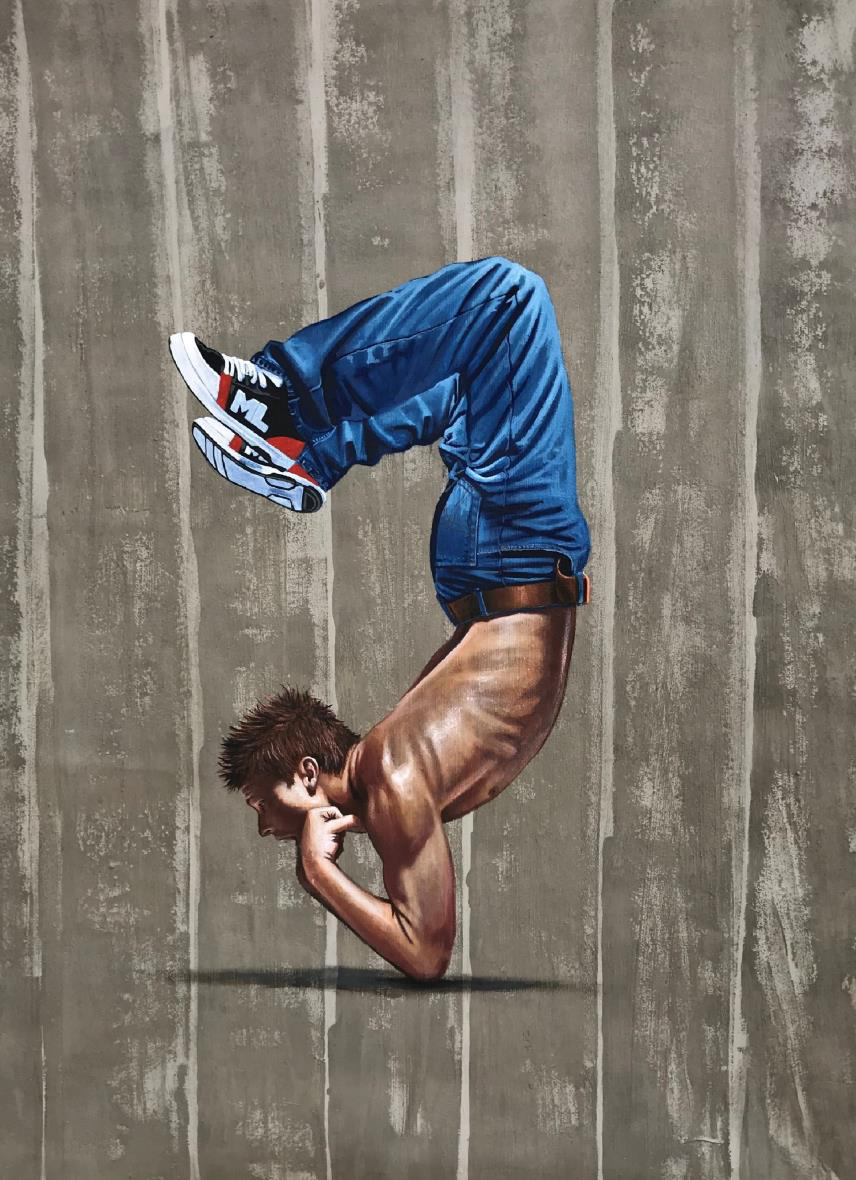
169,256,591,980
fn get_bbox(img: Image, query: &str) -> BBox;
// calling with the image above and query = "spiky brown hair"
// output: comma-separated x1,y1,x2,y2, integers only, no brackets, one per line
218,686,360,792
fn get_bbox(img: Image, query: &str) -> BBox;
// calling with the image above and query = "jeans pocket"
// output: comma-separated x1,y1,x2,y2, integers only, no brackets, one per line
430,477,481,572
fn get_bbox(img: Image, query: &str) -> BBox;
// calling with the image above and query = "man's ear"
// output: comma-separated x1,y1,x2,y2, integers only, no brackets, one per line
301,756,320,793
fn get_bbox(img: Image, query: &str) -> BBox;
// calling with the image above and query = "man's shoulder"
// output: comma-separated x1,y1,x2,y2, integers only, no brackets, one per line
349,726,437,818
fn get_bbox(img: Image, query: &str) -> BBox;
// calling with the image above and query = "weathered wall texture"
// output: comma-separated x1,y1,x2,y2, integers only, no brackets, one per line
3,0,854,1176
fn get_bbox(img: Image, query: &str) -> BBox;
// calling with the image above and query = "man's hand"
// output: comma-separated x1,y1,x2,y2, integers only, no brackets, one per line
298,808,360,889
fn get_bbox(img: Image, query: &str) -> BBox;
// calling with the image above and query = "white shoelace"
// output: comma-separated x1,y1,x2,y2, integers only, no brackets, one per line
222,353,282,389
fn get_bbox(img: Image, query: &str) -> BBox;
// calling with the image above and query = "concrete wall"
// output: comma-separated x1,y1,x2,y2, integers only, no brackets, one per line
3,0,854,1175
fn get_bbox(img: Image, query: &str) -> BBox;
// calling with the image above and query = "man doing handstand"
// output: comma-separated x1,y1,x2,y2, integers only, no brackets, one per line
169,256,591,981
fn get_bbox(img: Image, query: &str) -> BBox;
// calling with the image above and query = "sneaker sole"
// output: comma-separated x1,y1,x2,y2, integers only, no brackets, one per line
191,417,325,513
169,331,304,474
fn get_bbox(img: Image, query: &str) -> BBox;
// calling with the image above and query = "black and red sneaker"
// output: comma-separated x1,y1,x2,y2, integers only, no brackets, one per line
169,332,313,479
190,416,326,513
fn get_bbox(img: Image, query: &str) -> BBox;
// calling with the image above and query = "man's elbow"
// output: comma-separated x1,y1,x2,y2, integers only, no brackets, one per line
402,937,453,983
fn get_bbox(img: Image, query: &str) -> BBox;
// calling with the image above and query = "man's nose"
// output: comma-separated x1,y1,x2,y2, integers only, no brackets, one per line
258,812,272,837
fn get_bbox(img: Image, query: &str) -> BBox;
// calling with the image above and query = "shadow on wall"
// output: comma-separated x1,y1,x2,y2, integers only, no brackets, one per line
167,967,586,995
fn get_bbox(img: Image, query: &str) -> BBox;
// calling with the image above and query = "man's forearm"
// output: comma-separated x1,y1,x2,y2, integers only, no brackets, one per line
302,857,449,981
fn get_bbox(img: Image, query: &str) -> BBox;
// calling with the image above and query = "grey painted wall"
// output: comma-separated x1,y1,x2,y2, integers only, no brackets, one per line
3,0,854,1176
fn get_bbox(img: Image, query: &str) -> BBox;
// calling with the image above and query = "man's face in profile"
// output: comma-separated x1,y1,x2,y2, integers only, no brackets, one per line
240,759,323,841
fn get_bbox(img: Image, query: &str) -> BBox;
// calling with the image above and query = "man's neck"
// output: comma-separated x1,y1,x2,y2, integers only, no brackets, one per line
319,746,360,816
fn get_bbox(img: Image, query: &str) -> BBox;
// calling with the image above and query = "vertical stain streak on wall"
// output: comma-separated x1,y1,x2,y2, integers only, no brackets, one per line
322,910,337,1180
754,781,821,1171
303,2,337,1177
10,7,51,1171
143,0,203,1172
12,0,49,995
308,0,330,326
448,0,475,264
467,0,523,255
39,1028,46,1179
594,0,620,1176
730,0,760,1172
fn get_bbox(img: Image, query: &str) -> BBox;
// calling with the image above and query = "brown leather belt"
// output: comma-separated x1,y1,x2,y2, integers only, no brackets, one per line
444,559,591,625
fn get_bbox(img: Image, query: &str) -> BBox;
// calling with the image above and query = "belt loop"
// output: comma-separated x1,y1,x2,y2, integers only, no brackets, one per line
440,597,459,625
474,588,487,618
576,572,591,605
555,555,575,605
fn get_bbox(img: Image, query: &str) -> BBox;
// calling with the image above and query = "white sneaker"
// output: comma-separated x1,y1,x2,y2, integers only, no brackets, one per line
191,416,326,513
170,331,309,474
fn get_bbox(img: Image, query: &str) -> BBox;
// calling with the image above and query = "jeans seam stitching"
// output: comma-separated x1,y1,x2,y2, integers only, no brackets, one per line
500,296,518,582
498,544,577,570
466,480,480,566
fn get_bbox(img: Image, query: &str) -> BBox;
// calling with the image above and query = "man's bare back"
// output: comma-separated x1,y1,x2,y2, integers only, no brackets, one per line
353,607,577,823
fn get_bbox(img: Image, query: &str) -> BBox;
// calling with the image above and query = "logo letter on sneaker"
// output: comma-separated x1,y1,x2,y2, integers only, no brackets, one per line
230,390,269,432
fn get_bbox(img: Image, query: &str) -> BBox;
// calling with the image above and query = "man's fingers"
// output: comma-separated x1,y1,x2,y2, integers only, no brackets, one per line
325,814,360,835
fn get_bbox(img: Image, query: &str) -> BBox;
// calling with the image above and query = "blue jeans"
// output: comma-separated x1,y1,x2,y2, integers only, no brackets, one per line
252,257,591,622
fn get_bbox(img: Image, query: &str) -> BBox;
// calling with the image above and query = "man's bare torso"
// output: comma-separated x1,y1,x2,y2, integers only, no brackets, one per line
347,607,577,821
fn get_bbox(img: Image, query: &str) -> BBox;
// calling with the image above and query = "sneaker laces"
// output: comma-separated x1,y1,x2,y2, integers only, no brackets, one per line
222,353,282,389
